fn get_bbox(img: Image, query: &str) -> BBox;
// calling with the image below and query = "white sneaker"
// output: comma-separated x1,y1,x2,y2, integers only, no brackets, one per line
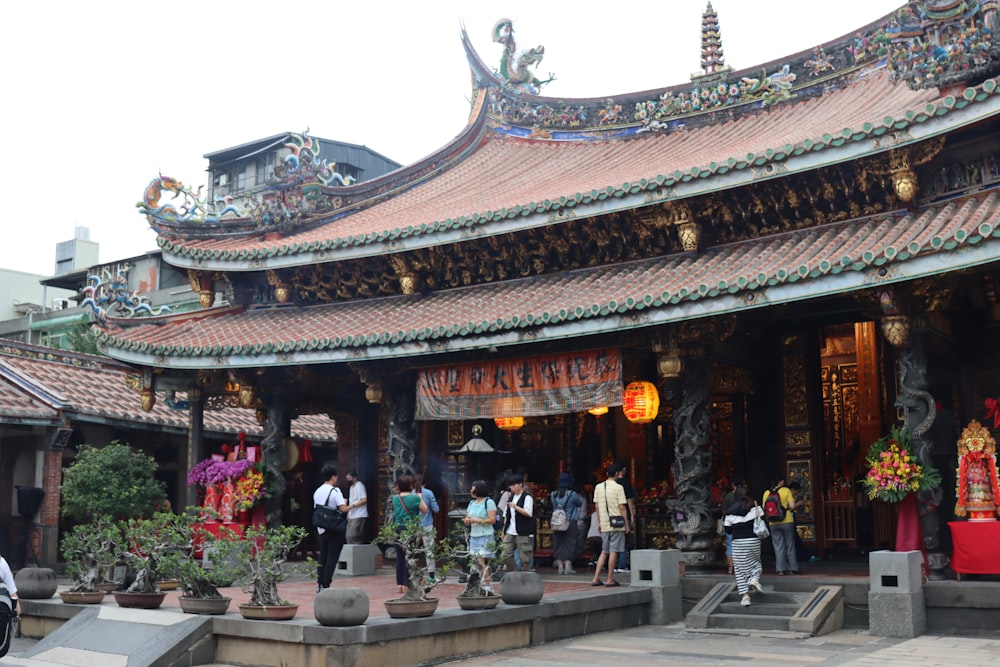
740,594,751,607
749,579,764,594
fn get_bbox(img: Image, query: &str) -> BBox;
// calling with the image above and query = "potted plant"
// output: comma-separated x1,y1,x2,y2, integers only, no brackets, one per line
374,516,448,618
450,527,502,610
59,518,120,604
110,512,179,609
60,442,167,523
168,512,243,615
232,524,310,620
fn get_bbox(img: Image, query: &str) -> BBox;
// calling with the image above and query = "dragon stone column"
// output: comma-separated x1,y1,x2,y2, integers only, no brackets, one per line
894,326,946,578
385,382,418,493
261,402,290,529
666,355,715,569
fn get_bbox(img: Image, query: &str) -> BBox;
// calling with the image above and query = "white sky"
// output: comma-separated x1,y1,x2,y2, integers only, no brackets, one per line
0,0,904,277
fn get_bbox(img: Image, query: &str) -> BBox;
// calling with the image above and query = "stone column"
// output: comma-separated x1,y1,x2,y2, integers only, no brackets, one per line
385,382,418,490
184,388,205,509
666,355,715,569
261,402,290,528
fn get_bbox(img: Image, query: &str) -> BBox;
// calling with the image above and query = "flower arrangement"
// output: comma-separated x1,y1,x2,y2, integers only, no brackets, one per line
861,426,941,503
232,466,267,511
187,458,255,487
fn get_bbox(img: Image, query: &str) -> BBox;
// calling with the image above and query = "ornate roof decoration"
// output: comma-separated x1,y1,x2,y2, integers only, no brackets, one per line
886,0,1000,90
700,2,727,74
492,18,555,95
79,263,171,323
138,174,241,226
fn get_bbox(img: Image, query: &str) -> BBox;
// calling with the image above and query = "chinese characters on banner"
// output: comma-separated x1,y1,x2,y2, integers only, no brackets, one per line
415,348,622,419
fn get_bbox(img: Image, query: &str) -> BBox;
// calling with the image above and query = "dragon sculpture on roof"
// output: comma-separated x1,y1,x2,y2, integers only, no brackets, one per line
492,18,555,95
137,174,241,226
79,264,172,323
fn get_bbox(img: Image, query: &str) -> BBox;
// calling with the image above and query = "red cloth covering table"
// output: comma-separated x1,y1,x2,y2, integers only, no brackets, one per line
948,520,1000,577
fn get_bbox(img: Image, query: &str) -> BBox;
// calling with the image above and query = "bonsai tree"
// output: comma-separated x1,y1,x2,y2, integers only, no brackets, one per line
375,516,450,602
61,441,167,521
61,518,121,593
115,512,180,594
447,527,501,599
168,511,243,600
233,524,310,606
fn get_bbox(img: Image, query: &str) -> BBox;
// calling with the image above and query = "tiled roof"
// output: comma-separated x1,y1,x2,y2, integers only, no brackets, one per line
152,68,993,268
99,190,1000,368
0,342,338,440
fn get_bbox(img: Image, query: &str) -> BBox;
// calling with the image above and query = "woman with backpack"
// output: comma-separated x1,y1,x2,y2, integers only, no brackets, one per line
723,485,765,607
763,476,799,575
550,472,584,574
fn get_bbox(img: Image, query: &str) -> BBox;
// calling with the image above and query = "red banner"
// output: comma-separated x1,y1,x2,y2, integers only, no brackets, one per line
415,349,622,420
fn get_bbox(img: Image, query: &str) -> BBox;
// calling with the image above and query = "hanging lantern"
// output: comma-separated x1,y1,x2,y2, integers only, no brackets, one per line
622,381,660,424
588,406,609,416
494,416,525,431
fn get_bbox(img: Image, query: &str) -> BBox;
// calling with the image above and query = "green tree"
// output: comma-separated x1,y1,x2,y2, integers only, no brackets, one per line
64,318,101,355
60,441,167,521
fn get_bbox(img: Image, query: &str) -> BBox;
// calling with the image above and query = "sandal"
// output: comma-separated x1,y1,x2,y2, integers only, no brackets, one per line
590,580,604,586
606,580,621,587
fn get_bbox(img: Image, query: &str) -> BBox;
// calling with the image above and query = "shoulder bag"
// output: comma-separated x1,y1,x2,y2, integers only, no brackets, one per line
312,487,347,532
604,482,626,528
753,509,770,539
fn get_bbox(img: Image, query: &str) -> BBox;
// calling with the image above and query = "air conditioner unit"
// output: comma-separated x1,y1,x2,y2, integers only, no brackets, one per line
52,298,72,310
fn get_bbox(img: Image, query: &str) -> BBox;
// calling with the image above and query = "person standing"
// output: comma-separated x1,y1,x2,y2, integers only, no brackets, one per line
763,476,799,575
415,474,440,582
550,472,584,575
463,480,498,592
591,462,628,587
344,470,368,545
313,464,350,593
614,463,637,573
724,486,765,607
0,552,17,615
391,475,427,593
501,477,534,575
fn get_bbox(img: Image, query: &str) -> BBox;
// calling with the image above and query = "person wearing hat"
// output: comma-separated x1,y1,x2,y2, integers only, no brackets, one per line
550,472,584,575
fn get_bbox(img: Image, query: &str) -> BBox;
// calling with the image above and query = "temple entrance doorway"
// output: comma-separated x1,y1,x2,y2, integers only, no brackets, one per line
814,321,889,555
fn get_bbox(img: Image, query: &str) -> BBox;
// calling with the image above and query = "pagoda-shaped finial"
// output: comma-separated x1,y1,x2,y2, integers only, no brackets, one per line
700,1,725,74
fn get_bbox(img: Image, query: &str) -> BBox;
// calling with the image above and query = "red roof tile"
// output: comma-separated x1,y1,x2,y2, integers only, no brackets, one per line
0,343,337,440
100,191,1000,367
158,67,951,266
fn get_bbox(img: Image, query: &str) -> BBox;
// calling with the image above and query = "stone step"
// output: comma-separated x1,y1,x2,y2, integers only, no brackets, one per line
709,613,791,632
718,601,800,616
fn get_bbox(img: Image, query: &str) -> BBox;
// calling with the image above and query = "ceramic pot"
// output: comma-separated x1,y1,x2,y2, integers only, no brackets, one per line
96,582,119,594
179,596,232,615
14,567,58,599
457,594,501,610
59,590,106,604
383,598,439,618
157,579,180,591
499,571,544,605
112,591,167,609
315,588,369,626
238,603,299,620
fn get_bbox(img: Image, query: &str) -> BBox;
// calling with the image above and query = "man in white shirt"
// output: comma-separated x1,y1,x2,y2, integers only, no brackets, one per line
345,470,369,545
313,464,350,592
501,477,534,574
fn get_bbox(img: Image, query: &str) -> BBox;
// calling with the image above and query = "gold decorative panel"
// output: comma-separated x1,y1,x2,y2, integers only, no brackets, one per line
783,355,808,427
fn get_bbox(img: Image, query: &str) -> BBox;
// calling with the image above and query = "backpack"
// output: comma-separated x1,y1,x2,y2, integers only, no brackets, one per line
763,490,786,523
549,492,570,532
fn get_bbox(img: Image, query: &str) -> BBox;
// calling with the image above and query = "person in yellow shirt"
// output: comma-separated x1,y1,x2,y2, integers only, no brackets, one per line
763,477,799,575
590,462,629,587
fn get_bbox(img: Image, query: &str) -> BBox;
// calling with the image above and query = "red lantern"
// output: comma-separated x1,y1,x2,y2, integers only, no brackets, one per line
494,416,525,431
622,381,660,424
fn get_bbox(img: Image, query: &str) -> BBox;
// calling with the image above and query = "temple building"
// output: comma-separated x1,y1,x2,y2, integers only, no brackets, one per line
90,1,1000,571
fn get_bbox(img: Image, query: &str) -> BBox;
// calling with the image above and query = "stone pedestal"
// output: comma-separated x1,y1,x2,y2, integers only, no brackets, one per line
630,549,683,624
868,550,925,638
338,544,379,576
315,587,369,626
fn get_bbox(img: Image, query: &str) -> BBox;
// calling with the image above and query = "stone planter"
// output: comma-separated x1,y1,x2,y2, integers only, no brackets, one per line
384,598,439,618
14,567,58,599
238,603,299,620
315,588,369,626
112,591,167,609
499,571,544,605
457,594,501,610
59,591,106,604
179,596,232,615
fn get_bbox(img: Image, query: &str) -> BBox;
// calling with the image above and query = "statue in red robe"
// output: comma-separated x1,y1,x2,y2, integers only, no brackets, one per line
955,420,1000,521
